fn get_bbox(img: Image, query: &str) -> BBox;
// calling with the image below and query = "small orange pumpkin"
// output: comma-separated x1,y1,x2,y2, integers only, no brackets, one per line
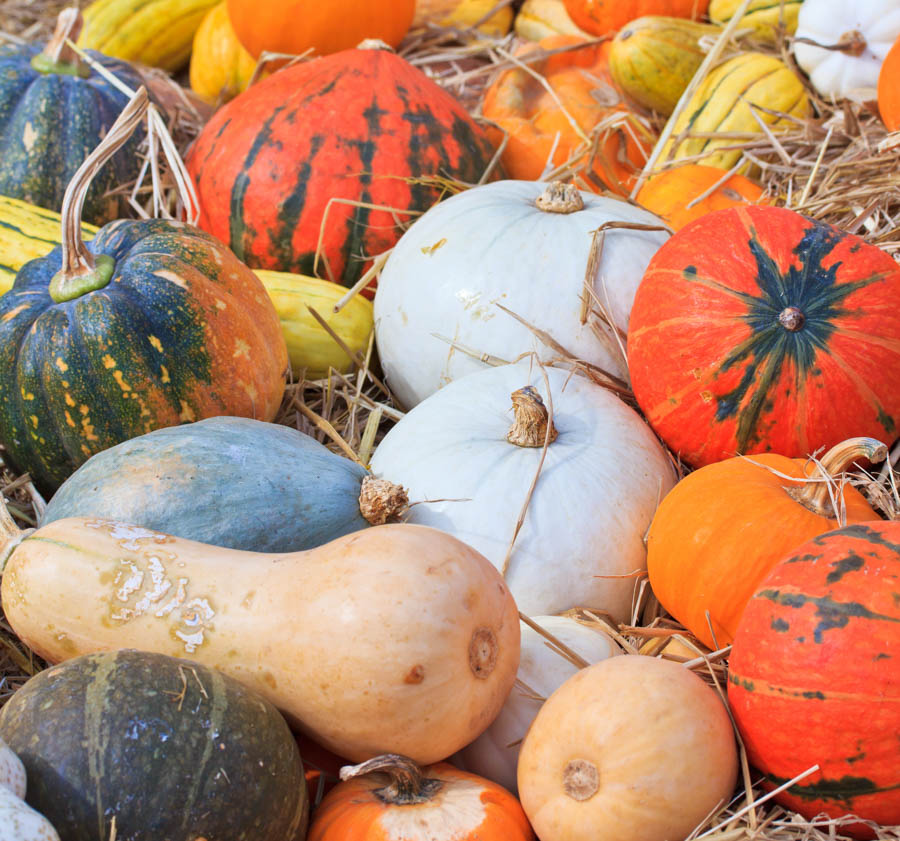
307,754,535,840
879,35,900,131
563,0,710,36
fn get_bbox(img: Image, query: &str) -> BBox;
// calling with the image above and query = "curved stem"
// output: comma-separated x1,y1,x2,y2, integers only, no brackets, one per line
507,386,558,448
31,8,86,76
793,31,867,57
338,754,442,805
0,500,30,577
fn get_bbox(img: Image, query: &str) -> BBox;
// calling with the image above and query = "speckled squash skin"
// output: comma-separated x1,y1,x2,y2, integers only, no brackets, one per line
0,649,308,841
0,219,288,493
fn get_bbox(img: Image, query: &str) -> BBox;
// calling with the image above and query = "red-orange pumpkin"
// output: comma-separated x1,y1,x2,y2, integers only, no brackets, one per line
563,0,710,36
728,521,900,834
627,206,900,467
878,35,900,132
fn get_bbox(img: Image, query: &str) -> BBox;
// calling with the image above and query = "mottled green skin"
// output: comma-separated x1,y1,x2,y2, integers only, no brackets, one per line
0,649,309,841
0,43,147,225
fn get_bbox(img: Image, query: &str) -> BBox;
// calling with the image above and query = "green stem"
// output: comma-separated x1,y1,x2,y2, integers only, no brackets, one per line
30,8,88,78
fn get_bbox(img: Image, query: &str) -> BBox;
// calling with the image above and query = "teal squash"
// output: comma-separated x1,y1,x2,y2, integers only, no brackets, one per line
0,649,309,841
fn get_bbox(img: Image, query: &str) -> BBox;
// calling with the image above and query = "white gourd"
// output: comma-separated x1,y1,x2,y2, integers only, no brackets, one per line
0,737,25,798
0,739,60,841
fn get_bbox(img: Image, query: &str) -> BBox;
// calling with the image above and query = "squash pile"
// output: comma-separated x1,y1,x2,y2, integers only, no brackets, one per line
1,2,900,841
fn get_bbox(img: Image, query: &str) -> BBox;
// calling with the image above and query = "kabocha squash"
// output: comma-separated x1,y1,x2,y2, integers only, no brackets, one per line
563,0,710,36
627,206,900,467
189,1,257,105
42,417,406,551
646,437,884,650
187,43,498,287
517,656,738,841
0,650,308,841
369,362,676,620
374,180,669,409
709,0,802,43
0,515,520,765
514,0,590,39
0,91,287,493
413,0,514,36
880,36,900,131
728,523,900,829
308,755,534,840
0,787,61,841
0,10,149,226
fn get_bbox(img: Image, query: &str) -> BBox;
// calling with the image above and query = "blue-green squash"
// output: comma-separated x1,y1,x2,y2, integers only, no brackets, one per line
0,649,309,841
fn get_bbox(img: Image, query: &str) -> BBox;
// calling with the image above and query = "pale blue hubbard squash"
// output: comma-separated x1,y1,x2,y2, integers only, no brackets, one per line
41,416,409,551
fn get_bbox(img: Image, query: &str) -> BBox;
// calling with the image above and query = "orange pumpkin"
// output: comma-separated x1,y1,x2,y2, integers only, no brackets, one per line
636,164,768,230
307,754,535,840
879,35,900,131
481,35,655,194
226,0,416,59
563,0,710,36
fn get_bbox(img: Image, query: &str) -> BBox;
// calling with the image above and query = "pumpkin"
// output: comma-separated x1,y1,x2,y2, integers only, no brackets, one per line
373,180,669,409
793,0,900,103
41,416,406,550
517,655,738,841
189,1,257,105
658,52,810,171
0,649,308,841
481,36,655,194
880,35,900,131
562,0,710,36
647,437,884,650
308,754,534,840
728,522,900,830
514,0,591,40
627,206,900,467
369,362,677,621
635,164,767,230
608,16,723,116
0,10,148,226
455,615,619,793
187,43,498,288
413,0,514,36
709,0,802,43
0,787,61,841
227,0,416,59
0,738,26,798
0,90,288,493
0,514,520,765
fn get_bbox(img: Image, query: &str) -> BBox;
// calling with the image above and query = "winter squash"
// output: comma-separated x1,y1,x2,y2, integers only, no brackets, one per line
635,164,767,230
41,417,406,550
647,437,884,649
880,36,900,130
187,44,498,287
0,787,61,841
627,206,900,467
0,514,520,765
709,0,802,43
0,10,148,225
0,90,288,493
373,180,669,409
455,615,618,792
189,1,257,105
481,36,655,193
0,649,308,841
369,362,677,620
308,755,534,840
562,0,710,36
514,0,590,39
728,522,900,830
793,0,900,103
227,0,416,59
413,0,514,36
517,655,738,841
0,738,25,798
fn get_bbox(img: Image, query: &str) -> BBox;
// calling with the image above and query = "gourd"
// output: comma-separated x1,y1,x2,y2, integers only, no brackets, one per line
78,0,219,72
627,206,900,467
0,650,308,841
373,180,669,409
646,437,884,649
517,655,738,841
369,361,677,621
41,416,407,551
514,0,590,40
307,755,534,840
881,35,900,131
0,738,26,798
187,43,498,287
189,1,257,105
709,0,802,43
0,787,61,841
729,522,900,830
563,0,711,36
0,515,520,765
413,0,514,36
793,0,900,103
0,90,288,493
0,10,149,225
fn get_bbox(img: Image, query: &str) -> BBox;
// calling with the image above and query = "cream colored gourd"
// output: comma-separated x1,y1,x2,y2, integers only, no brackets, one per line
793,0,900,102
455,616,618,793
0,517,519,765
517,656,738,841
514,0,590,39
0,738,25,798
373,180,668,410
369,362,677,621
0,739,60,841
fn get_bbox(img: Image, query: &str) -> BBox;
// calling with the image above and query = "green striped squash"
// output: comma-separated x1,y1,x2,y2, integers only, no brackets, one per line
709,0,802,43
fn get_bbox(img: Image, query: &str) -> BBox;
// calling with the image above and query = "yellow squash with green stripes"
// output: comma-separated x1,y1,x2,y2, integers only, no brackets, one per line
658,52,809,171
709,0,802,44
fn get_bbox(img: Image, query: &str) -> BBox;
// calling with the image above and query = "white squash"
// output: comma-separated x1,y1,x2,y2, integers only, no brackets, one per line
0,737,25,798
0,740,60,841
369,361,677,621
454,615,618,793
373,180,669,409
793,0,900,102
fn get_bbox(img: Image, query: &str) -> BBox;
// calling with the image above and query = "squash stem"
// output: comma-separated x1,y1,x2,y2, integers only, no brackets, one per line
30,8,88,77
0,501,30,577
507,386,558,448
339,754,443,805
358,476,409,525
535,182,584,213
50,87,150,304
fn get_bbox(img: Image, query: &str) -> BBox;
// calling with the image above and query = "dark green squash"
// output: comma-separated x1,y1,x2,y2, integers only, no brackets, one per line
0,649,309,841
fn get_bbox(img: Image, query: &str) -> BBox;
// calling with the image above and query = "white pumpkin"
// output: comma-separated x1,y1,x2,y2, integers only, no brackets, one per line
369,361,677,621
373,180,669,409
0,737,25,798
793,0,900,102
0,740,60,841
455,615,619,793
